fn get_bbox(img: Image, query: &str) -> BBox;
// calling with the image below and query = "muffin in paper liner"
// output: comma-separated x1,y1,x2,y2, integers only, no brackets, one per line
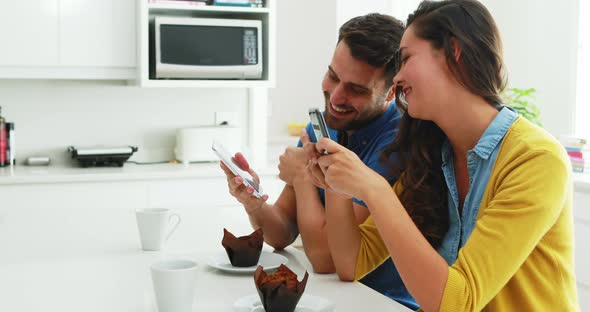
222,228,264,267
254,264,309,312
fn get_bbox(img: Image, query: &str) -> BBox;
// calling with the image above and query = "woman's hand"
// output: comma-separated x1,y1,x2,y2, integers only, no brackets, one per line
308,138,389,200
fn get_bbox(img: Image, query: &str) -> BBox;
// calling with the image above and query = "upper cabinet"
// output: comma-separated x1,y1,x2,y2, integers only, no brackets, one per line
0,0,136,80
0,1,59,67
59,0,136,68
0,0,276,86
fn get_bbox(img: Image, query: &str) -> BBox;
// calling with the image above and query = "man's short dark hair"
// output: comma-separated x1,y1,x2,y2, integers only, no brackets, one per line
338,13,405,89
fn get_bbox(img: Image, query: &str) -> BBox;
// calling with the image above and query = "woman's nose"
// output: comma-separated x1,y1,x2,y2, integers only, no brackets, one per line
393,70,404,87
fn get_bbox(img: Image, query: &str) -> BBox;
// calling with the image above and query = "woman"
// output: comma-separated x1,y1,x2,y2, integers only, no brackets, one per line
306,0,579,311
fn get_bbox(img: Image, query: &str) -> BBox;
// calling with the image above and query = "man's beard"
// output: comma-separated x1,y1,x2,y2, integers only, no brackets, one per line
323,91,387,132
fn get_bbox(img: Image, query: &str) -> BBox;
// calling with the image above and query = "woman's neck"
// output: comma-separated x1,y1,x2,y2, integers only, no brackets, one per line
436,91,499,156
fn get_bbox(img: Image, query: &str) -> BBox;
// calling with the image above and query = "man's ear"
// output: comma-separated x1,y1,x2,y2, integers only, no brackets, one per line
451,37,462,62
385,84,395,102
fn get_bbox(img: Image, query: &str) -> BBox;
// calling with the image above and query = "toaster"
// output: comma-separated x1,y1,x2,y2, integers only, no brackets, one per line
175,126,241,163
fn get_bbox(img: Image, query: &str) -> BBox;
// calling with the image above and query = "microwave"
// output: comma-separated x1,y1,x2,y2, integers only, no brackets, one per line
152,17,263,80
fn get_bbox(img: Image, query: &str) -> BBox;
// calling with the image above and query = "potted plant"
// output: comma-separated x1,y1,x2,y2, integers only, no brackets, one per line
503,87,542,127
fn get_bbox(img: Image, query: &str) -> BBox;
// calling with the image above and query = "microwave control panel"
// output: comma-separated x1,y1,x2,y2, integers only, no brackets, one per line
243,29,258,65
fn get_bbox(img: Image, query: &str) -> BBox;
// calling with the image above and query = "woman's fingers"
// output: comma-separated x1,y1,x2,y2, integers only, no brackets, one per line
308,160,329,189
315,138,342,154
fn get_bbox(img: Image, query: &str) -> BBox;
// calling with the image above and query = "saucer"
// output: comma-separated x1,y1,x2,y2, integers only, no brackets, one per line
233,294,335,312
206,251,288,274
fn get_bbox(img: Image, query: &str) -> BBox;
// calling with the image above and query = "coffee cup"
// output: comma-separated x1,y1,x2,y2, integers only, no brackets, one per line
136,208,181,251
151,259,198,312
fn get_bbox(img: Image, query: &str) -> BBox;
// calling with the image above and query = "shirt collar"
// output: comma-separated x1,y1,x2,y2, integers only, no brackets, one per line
470,107,518,159
441,106,518,164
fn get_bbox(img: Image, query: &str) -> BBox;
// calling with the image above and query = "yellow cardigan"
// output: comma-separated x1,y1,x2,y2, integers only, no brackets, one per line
354,117,579,311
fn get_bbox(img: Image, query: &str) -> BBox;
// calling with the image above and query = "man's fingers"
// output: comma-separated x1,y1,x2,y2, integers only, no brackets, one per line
233,152,250,171
220,162,234,176
249,168,261,183
300,128,311,145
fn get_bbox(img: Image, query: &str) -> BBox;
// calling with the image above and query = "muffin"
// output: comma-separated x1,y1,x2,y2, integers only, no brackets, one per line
222,228,264,267
254,264,309,312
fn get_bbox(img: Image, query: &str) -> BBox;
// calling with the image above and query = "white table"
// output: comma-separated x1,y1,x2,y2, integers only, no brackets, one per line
0,198,411,311
0,246,411,311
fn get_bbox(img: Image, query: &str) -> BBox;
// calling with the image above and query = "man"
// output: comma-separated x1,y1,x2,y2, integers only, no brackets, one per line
221,13,418,310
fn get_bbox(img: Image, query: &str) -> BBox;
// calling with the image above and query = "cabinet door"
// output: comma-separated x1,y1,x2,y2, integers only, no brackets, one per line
59,0,136,67
0,1,59,66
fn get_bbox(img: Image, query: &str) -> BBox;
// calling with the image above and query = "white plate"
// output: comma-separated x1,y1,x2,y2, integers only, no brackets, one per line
233,294,335,312
206,251,288,274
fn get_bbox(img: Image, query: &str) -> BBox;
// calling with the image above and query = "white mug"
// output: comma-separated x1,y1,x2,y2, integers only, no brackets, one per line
151,259,198,312
135,208,181,251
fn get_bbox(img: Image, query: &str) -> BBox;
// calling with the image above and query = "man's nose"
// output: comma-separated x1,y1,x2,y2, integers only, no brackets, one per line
330,83,347,105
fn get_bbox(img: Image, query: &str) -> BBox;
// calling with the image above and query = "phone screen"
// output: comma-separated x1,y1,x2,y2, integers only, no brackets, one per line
211,142,262,197
309,108,330,141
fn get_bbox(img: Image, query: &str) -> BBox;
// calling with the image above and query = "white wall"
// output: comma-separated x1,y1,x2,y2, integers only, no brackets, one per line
0,80,249,164
336,0,393,27
479,0,579,137
0,0,579,166
268,0,580,139
267,0,338,139
268,0,399,139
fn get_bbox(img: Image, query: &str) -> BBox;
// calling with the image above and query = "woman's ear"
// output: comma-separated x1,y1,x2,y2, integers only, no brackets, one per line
450,37,462,62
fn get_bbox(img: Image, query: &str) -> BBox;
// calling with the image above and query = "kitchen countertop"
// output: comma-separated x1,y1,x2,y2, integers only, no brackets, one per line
0,162,280,185
2,156,590,191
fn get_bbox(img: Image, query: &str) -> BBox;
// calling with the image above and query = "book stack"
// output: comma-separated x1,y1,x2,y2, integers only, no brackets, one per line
213,0,264,7
148,0,210,6
0,106,15,167
560,135,587,173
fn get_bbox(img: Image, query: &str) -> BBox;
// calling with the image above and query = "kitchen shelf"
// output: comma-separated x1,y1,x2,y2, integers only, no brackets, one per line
138,78,273,88
148,3,270,14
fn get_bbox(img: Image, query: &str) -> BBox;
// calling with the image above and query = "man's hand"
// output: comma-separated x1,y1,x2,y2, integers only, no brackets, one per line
278,130,312,185
220,152,269,215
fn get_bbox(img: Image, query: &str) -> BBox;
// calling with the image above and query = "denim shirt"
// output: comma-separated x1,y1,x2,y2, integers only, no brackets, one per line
298,103,418,309
437,107,519,265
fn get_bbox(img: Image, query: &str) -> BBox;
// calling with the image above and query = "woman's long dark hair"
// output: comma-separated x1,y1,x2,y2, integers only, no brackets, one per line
384,0,507,249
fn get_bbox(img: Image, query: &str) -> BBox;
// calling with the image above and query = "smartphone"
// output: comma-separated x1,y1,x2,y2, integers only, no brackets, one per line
211,141,263,198
309,108,330,154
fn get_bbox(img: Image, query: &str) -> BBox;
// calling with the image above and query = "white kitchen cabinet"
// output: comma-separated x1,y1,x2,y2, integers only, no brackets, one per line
147,176,284,209
574,186,590,311
0,1,59,67
59,0,135,68
0,0,135,79
0,171,284,257
579,285,589,312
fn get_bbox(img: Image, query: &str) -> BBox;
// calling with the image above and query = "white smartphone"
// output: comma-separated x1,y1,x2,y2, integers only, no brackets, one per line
212,141,263,198
309,108,330,154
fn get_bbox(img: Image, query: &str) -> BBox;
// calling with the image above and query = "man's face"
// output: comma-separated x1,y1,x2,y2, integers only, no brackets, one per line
321,41,393,132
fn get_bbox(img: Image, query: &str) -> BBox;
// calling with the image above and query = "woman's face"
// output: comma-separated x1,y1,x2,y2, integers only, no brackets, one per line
393,26,455,121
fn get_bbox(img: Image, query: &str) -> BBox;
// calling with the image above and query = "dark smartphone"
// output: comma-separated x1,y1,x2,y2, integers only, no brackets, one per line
308,108,330,154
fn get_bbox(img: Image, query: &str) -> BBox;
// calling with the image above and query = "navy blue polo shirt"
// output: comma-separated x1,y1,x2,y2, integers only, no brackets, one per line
297,102,418,310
